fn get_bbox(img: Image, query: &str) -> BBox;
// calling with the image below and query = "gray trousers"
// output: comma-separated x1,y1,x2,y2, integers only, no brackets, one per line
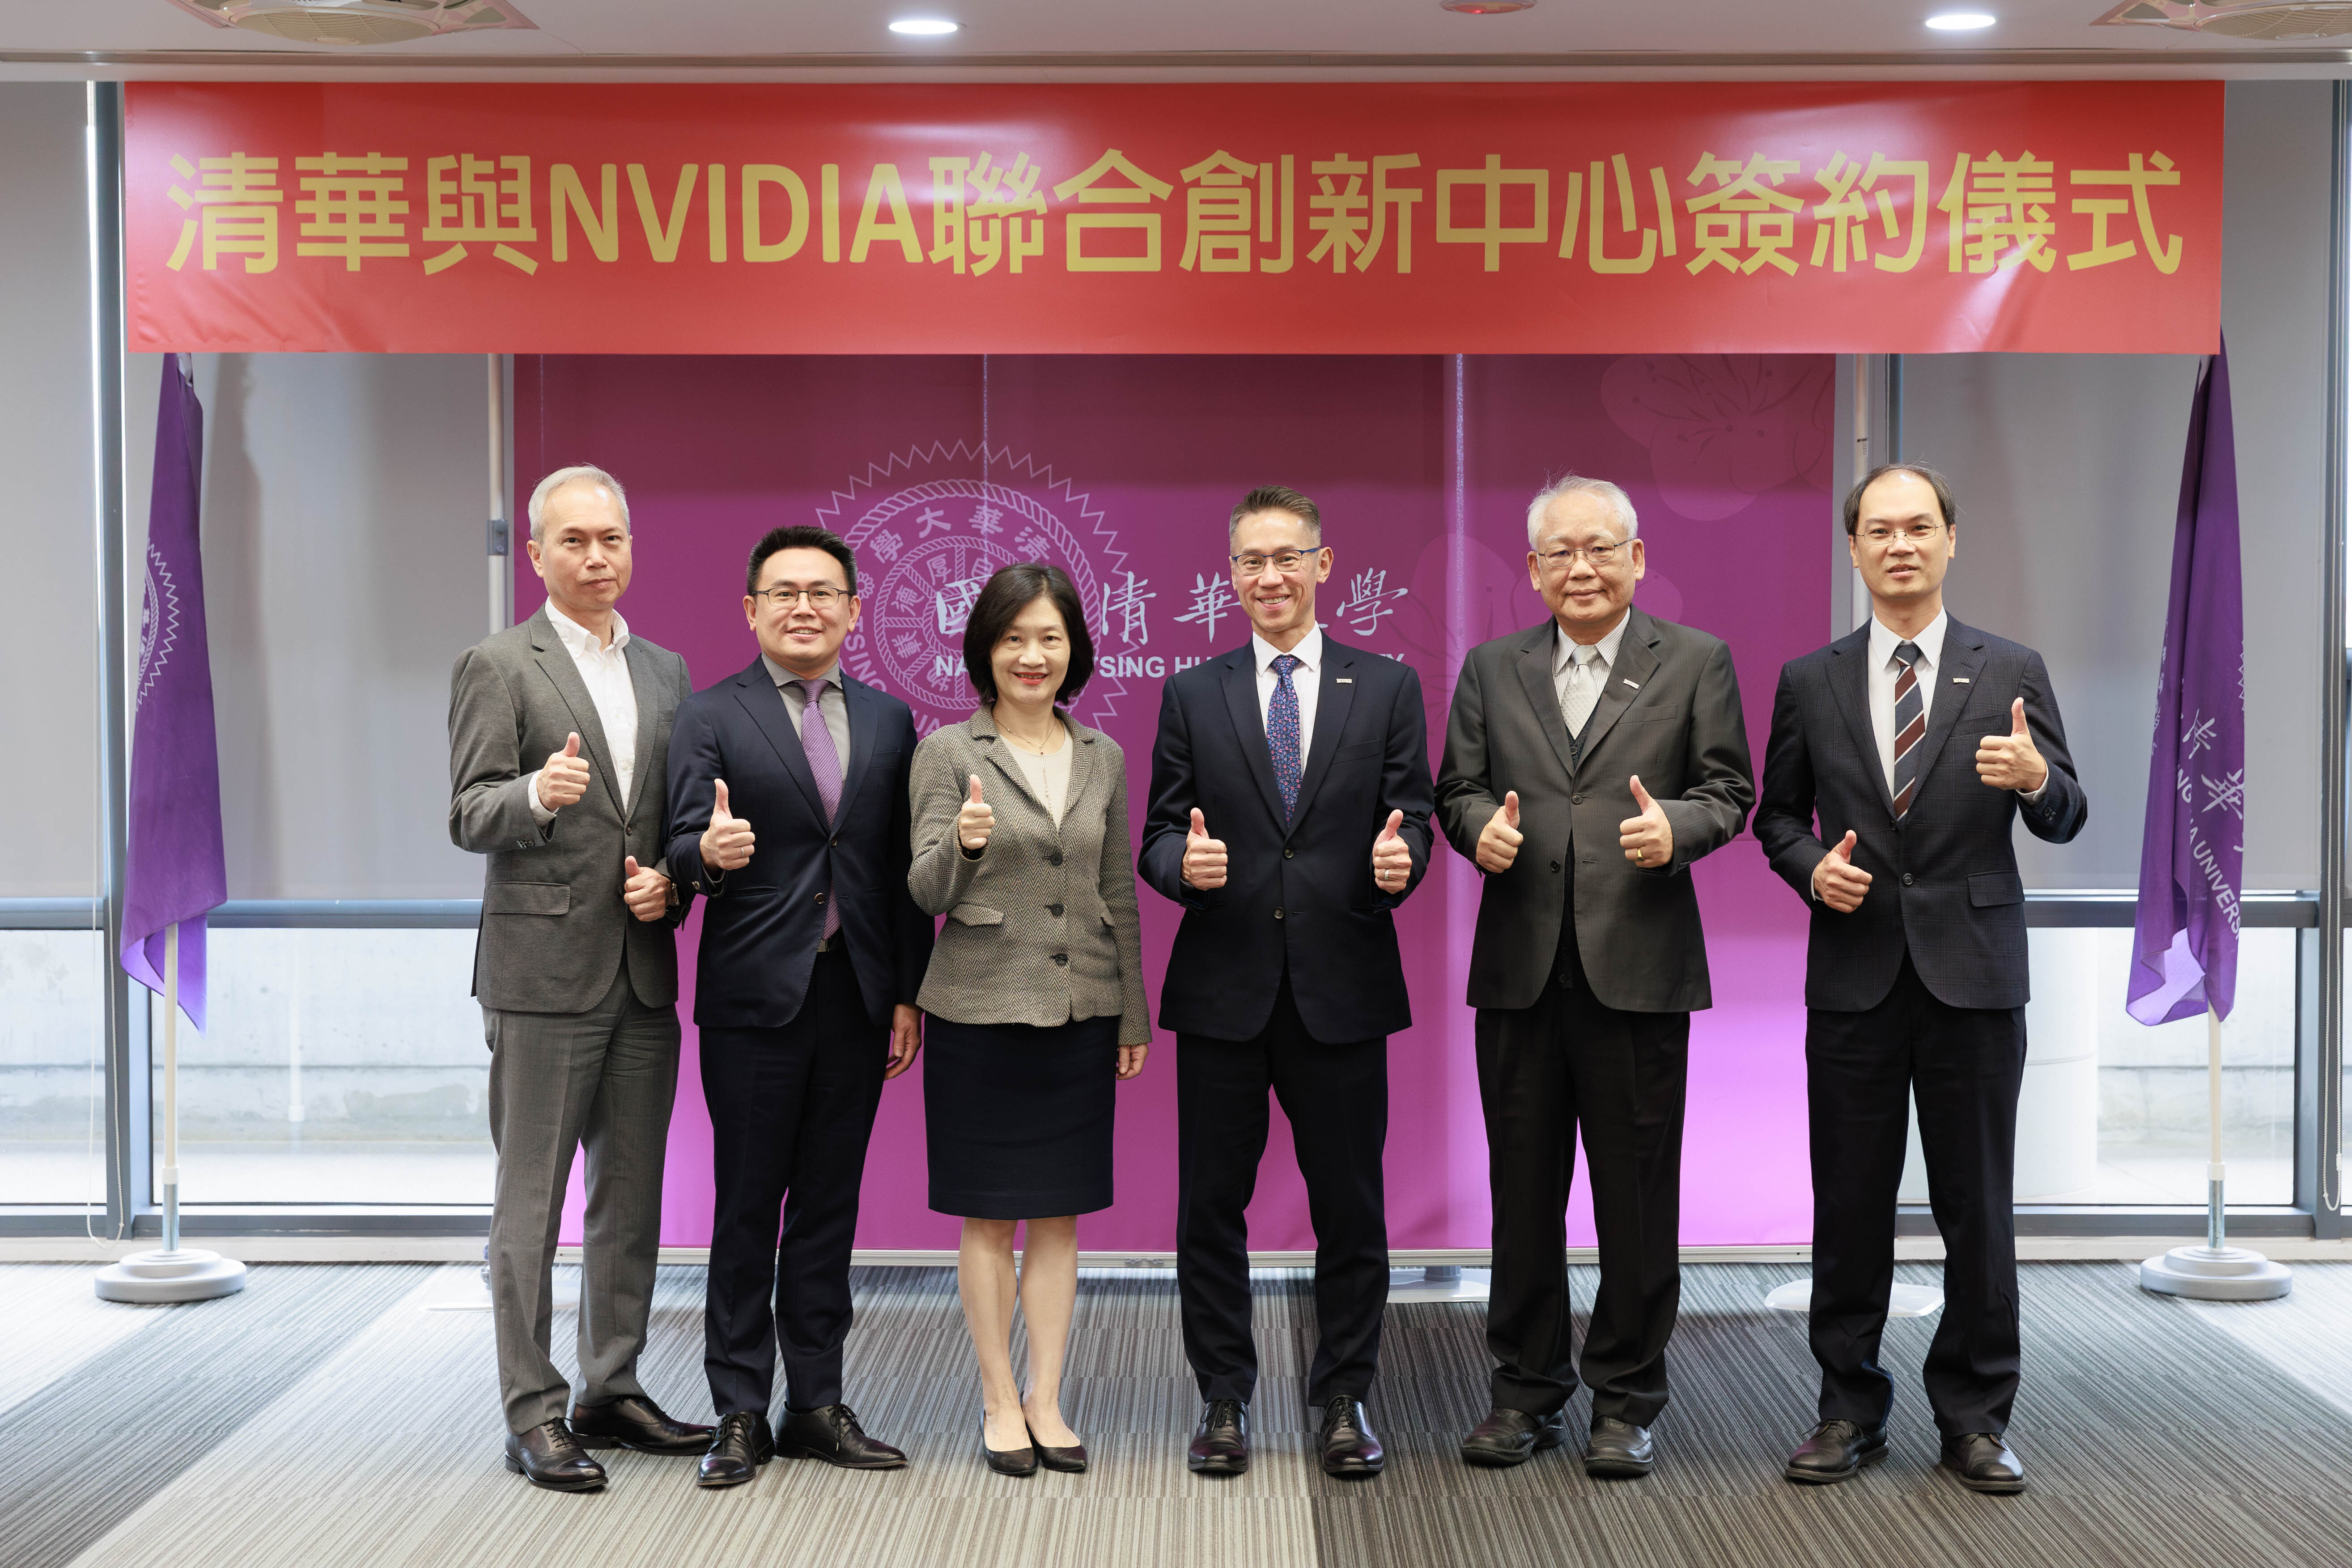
485,965,681,1435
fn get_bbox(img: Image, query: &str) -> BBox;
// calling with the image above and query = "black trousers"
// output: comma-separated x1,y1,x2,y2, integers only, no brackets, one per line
1476,937,1690,1426
701,949,887,1420
1176,974,1389,1409
1808,948,2026,1438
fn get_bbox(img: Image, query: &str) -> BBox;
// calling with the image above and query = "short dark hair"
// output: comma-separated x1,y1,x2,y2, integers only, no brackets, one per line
1228,484,1322,542
962,563,1095,708
746,525,858,596
1844,463,1959,536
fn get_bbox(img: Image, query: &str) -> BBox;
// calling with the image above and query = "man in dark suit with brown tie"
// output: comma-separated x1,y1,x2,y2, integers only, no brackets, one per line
1756,464,2086,1494
1436,474,1754,1479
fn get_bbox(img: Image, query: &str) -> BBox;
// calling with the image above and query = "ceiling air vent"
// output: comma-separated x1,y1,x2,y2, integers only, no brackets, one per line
166,0,535,47
2093,0,2352,38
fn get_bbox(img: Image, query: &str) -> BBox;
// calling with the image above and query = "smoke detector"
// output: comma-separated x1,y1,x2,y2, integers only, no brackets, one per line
2093,0,2352,38
166,0,535,47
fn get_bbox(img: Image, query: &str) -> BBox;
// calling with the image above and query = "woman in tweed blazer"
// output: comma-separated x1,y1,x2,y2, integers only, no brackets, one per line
908,563,1149,1479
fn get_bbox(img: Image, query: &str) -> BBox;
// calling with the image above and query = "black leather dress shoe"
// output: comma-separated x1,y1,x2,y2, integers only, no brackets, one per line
1460,1407,1570,1467
1318,1397,1385,1479
1941,1432,2025,1494
696,1411,775,1489
570,1394,716,1455
1028,1422,1089,1474
777,1404,908,1470
504,1419,607,1492
1783,1419,1888,1484
1187,1399,1250,1475
1584,1415,1655,1478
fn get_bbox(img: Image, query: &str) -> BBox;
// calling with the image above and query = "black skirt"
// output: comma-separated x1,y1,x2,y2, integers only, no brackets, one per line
924,1014,1119,1219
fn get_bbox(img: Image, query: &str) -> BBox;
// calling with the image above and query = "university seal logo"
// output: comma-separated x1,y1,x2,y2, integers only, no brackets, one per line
820,444,1130,733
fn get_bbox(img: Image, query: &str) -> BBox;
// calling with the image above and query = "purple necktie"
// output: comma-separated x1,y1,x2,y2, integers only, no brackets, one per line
1269,654,1303,822
797,678,843,938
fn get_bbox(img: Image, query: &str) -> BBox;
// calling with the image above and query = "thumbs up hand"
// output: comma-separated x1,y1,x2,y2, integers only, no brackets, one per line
538,731,590,811
1181,806,1228,890
1974,696,2049,793
1812,829,1873,914
1476,789,1524,874
621,853,672,922
700,778,756,872
1371,808,1412,894
1618,773,1675,870
957,774,996,853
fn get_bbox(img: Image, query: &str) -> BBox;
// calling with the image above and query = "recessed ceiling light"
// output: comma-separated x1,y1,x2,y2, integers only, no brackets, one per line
888,17,959,35
1441,1,1537,14
1924,11,1997,27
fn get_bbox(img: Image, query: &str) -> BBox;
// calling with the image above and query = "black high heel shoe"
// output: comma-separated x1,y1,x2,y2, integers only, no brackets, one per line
1027,1421,1090,1474
984,1415,1038,1477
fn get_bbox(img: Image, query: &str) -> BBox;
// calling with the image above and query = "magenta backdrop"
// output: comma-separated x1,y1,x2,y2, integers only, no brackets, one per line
521,353,1831,1252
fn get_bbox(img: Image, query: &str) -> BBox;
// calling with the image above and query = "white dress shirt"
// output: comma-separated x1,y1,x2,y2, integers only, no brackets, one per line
1252,625,1325,769
528,602,639,822
1551,611,1633,735
763,653,853,775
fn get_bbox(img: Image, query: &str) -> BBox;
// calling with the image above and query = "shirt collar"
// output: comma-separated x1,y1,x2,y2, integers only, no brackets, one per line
1252,625,1323,675
762,653,841,692
546,601,629,656
1553,610,1632,676
1869,609,1948,671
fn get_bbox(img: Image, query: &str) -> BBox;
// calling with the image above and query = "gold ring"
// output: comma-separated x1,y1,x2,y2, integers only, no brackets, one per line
1635,850,1644,863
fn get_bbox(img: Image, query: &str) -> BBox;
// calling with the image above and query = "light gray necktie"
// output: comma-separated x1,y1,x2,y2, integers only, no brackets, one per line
1562,643,1602,746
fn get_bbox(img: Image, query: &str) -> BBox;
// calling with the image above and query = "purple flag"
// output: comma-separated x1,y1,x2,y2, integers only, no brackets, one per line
121,356,227,1030
2128,343,2243,1025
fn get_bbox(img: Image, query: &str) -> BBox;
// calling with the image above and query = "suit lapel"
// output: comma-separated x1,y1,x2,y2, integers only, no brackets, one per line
969,707,1045,814
836,674,881,816
1218,649,1290,828
729,659,825,822
1286,641,1359,832
1062,718,1099,825
1912,619,1991,788
621,638,663,825
528,608,623,819
1512,625,1576,778
1827,625,1894,820
1573,610,1660,769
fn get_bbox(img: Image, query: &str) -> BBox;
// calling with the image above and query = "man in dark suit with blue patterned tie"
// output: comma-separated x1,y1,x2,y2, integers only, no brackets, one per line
1756,465,2086,1495
663,526,933,1488
1141,485,1435,1480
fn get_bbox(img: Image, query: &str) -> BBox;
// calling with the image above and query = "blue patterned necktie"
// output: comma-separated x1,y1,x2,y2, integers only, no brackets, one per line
1268,654,1303,822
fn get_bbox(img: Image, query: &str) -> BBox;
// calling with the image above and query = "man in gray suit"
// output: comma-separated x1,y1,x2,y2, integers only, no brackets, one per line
449,464,710,1492
1437,475,1753,1479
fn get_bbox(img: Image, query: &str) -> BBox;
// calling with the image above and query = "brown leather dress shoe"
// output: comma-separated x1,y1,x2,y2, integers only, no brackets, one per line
1460,1408,1570,1467
1783,1419,1888,1484
1941,1432,2025,1494
777,1404,908,1470
570,1394,716,1455
697,1411,775,1488
504,1419,607,1492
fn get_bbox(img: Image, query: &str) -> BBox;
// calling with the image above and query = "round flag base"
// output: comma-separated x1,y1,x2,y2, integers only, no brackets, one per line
1764,1279,1944,1317
94,1248,249,1304
2139,1245,2291,1301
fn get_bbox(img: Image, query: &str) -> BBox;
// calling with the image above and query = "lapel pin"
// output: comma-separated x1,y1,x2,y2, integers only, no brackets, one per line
1335,677,1353,684
1622,679,1640,689
1953,677,1971,684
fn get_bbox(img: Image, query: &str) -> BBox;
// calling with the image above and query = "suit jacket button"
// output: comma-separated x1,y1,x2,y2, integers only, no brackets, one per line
1572,793,1584,805
1284,847,1295,858
1047,902,1064,917
1052,952,1068,966
1550,861,1561,872
1048,852,1063,866
1900,873,1913,887
1274,908,1285,920
829,835,839,847
815,891,828,904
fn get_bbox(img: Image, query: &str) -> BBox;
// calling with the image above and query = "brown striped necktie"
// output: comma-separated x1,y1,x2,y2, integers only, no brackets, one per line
1890,641,1925,818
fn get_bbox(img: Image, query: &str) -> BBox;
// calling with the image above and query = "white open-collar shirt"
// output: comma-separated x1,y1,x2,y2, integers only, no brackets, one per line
528,602,639,820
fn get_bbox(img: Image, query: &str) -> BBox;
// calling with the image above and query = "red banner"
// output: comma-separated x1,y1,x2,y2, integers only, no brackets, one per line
125,81,2221,357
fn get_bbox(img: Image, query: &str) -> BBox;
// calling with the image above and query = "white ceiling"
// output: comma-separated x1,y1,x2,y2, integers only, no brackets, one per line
1,0,2344,80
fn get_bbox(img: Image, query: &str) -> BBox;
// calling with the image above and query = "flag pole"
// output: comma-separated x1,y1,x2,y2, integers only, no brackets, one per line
93,921,246,1303
2206,1003,2225,1254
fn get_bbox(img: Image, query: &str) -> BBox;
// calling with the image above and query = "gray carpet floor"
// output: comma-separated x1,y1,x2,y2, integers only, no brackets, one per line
3,1260,2348,1567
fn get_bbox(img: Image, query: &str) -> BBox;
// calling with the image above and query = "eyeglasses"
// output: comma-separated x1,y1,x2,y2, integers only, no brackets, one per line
753,585,846,609
1535,540,1629,570
1855,523,1949,545
1230,549,1323,576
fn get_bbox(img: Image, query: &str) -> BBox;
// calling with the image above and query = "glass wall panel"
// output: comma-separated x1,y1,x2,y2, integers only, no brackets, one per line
0,929,106,1205
151,926,491,1206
